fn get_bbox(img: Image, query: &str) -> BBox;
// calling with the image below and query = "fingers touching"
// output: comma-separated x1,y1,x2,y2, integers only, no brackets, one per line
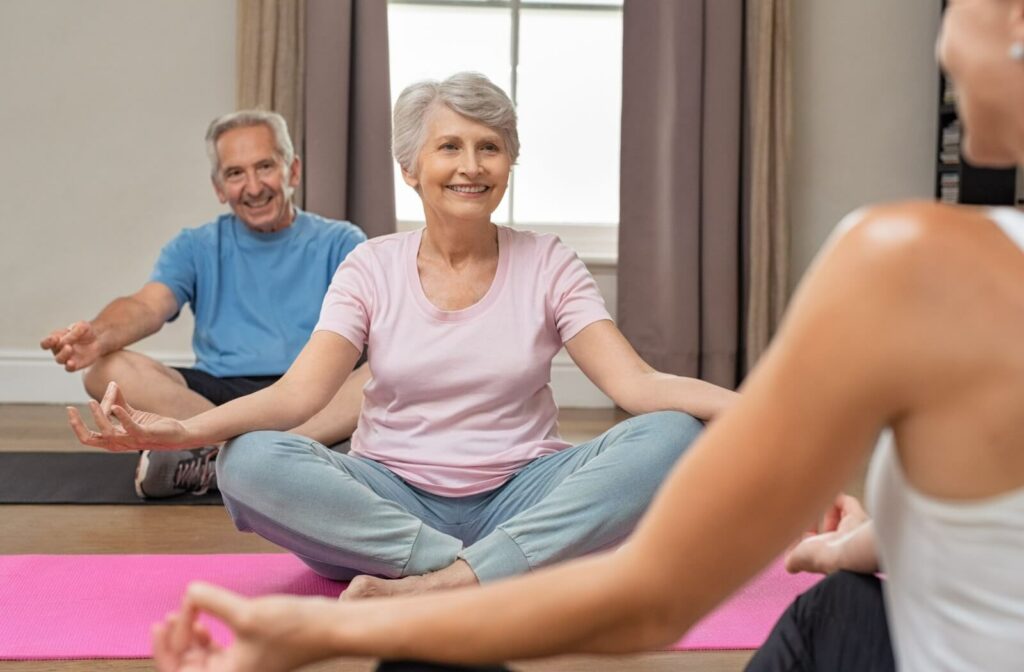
39,328,64,351
186,582,246,630
152,605,222,672
41,322,97,371
66,401,133,451
59,321,90,347
67,407,107,449
99,382,124,415
111,405,148,440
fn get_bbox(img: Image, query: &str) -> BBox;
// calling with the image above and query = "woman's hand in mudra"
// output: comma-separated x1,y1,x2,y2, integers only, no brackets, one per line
784,493,876,575
67,381,194,452
153,583,339,672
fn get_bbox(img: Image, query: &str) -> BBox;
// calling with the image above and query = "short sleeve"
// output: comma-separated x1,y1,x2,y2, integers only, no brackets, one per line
545,237,612,343
149,229,196,320
328,221,368,272
315,243,376,352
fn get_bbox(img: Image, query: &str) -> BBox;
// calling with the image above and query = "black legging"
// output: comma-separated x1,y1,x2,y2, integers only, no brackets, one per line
745,571,895,672
374,571,895,672
377,663,511,672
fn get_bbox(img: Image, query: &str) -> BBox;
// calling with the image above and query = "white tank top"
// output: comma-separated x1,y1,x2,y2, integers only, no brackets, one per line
866,207,1024,671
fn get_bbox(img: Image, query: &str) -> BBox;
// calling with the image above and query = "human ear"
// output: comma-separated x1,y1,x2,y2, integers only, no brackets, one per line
401,166,420,190
212,178,228,204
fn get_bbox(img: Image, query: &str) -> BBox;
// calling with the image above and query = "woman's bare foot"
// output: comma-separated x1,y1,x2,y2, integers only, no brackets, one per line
341,559,479,601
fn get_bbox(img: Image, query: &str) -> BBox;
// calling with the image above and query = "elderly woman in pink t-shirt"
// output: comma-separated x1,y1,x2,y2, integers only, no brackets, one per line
69,72,737,598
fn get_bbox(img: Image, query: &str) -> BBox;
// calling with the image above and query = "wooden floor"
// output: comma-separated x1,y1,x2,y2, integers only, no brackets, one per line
0,404,753,672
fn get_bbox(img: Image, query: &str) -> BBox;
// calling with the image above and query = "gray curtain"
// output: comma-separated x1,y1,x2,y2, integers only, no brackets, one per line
746,0,792,367
618,0,745,389
304,0,396,238
236,0,307,204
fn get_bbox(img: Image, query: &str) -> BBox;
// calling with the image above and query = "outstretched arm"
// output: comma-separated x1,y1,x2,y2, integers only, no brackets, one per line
565,320,739,420
40,282,178,372
69,330,361,452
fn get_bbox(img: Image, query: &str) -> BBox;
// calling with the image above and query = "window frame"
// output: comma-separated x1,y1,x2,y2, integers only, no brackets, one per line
388,0,623,265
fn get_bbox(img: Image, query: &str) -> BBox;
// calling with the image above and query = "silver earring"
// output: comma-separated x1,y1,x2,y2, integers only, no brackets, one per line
1010,41,1024,61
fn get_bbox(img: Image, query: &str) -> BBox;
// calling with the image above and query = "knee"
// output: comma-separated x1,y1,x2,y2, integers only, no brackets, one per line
82,352,131,399
603,411,703,475
813,570,883,606
217,431,296,495
83,351,157,400
636,410,705,454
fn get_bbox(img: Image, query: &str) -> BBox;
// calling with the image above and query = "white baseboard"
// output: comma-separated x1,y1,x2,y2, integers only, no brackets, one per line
0,349,194,404
0,349,613,409
550,351,614,409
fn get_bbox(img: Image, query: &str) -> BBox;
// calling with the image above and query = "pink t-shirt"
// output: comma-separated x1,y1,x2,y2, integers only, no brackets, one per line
314,226,611,497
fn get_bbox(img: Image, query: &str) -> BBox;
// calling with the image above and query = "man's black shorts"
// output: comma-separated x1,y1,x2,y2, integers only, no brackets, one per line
173,368,280,406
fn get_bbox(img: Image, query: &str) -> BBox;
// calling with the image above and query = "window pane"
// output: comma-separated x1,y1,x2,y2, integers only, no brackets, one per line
514,9,621,225
388,3,513,224
522,0,622,6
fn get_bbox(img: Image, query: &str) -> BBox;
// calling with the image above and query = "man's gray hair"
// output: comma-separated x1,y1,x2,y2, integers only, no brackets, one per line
392,72,519,175
205,109,295,181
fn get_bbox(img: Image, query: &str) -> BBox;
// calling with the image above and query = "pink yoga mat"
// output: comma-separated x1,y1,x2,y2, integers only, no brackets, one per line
672,558,822,650
0,554,820,659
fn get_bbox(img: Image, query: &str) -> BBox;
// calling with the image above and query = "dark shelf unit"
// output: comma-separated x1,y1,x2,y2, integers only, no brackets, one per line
935,0,1017,205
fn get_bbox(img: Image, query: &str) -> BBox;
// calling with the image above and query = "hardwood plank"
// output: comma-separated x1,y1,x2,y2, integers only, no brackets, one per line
0,505,278,554
0,652,753,672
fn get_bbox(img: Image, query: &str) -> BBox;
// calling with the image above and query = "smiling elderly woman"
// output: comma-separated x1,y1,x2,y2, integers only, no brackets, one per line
69,72,737,599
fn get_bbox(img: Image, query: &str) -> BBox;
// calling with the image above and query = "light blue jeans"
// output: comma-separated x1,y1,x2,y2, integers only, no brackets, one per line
217,410,703,583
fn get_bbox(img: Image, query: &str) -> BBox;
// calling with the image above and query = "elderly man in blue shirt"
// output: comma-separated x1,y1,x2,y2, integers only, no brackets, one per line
40,110,368,499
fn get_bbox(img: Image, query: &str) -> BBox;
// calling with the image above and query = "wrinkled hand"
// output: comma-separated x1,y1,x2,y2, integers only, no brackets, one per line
153,583,338,672
785,493,871,575
40,321,103,372
67,382,193,452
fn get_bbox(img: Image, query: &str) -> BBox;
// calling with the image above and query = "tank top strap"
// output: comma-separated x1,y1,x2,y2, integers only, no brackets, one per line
987,206,1024,252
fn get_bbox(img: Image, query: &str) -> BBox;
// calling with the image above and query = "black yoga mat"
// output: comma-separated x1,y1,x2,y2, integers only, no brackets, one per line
0,452,222,505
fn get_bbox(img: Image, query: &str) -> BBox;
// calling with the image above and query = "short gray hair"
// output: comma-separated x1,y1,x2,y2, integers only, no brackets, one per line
392,72,519,175
205,110,295,181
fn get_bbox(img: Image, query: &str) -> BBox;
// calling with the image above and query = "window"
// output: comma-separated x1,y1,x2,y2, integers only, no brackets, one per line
387,0,623,263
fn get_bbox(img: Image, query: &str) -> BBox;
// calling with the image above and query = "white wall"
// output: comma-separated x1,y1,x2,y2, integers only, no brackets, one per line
0,1,943,405
0,0,236,400
789,0,943,289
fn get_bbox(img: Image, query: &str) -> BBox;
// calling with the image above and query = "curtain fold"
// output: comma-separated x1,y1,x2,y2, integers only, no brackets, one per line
303,0,396,238
236,0,395,236
618,0,744,389
236,0,306,204
617,0,791,388
746,0,792,367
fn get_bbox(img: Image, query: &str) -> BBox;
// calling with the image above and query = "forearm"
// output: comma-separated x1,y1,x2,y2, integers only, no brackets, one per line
330,551,680,663
181,377,333,446
90,297,167,354
178,333,358,446
618,372,739,421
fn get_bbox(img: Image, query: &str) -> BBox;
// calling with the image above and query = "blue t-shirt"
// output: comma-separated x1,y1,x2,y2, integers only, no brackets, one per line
150,209,366,377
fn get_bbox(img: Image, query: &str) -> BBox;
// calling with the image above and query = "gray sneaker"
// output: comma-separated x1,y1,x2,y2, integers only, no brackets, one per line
134,447,218,499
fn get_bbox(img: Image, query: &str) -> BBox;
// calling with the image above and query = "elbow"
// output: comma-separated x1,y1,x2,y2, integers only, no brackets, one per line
607,598,688,653
627,582,697,651
604,384,651,417
605,557,698,652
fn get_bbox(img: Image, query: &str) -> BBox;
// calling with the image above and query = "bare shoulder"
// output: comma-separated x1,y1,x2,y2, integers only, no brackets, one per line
836,204,1024,497
833,200,1017,272
798,201,1023,318
774,200,1024,402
